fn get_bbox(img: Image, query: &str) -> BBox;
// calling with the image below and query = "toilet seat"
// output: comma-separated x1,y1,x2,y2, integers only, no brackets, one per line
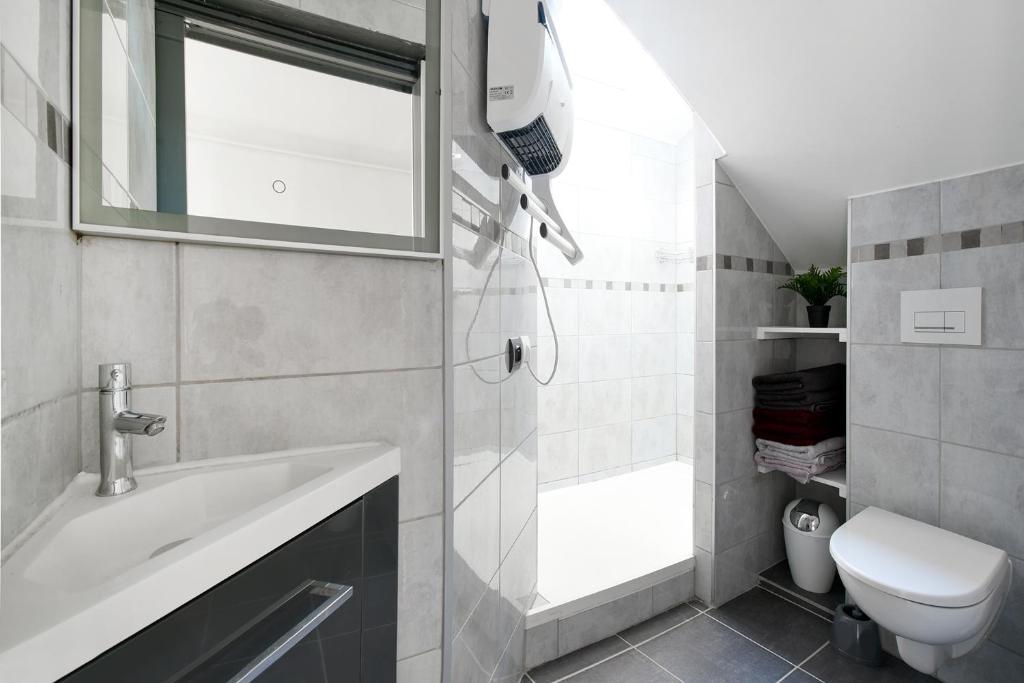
830,507,1008,608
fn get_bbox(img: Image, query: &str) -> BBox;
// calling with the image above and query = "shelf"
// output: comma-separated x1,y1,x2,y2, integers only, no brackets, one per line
756,326,848,342
809,466,847,498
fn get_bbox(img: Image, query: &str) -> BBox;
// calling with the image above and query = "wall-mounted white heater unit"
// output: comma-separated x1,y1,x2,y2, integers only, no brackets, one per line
484,0,582,264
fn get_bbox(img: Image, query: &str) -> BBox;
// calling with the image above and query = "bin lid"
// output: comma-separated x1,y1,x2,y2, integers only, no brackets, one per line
783,498,839,537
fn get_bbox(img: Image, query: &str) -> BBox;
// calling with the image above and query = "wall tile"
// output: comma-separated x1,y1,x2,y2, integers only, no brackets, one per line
850,344,939,438
539,430,578,484
631,333,675,377
849,255,938,345
500,356,537,458
296,0,425,44
940,443,1024,558
1,395,79,546
578,290,631,335
539,288,579,336
940,348,1024,457
990,557,1024,655
499,511,537,653
849,425,939,525
81,385,177,472
632,291,676,334
557,588,653,656
714,409,756,485
492,615,526,683
677,331,695,372
578,422,631,475
453,358,500,508
632,374,675,420
500,433,537,559
538,383,578,435
652,571,695,613
695,481,713,550
694,342,715,415
715,183,776,260
533,335,579,386
179,245,442,380
397,648,441,683
80,237,176,387
454,570,502,680
453,468,500,632
696,270,714,342
940,164,1024,233
714,340,775,413
525,620,557,669
579,334,631,381
849,182,940,245
632,415,676,463
940,244,1024,350
715,270,774,340
398,514,443,659
1,224,79,418
694,411,714,484
453,224,501,364
178,369,443,521
579,379,630,428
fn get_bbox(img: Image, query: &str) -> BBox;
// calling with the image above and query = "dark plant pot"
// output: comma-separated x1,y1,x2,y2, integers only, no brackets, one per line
807,305,831,328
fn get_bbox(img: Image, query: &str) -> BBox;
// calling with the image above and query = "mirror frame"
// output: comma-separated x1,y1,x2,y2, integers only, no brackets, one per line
72,0,442,259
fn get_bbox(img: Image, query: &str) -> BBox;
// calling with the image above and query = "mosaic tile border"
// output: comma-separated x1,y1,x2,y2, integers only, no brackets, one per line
851,222,1024,263
696,253,793,275
540,278,695,293
1,46,71,165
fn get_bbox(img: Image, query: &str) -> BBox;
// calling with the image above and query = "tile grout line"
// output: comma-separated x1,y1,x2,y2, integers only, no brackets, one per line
702,612,804,669
775,641,830,683
631,646,687,682
754,585,834,623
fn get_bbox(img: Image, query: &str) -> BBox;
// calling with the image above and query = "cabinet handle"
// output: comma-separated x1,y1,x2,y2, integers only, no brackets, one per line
227,580,353,683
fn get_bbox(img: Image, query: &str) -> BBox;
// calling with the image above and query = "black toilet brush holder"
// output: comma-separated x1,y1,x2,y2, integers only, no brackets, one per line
831,604,883,667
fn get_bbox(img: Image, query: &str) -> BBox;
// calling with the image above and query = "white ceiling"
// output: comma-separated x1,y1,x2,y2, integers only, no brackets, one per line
605,0,1024,268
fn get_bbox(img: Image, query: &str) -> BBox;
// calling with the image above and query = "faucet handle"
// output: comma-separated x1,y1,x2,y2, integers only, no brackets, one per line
99,363,131,392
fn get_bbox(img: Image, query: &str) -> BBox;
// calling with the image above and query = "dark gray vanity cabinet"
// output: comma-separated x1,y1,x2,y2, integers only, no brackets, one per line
61,477,398,683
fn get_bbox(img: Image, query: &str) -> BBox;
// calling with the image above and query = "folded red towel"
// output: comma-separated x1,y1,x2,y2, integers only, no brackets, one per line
753,407,843,426
752,421,843,445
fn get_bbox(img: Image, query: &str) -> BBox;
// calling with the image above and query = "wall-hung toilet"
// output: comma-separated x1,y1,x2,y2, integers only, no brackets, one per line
829,506,1011,675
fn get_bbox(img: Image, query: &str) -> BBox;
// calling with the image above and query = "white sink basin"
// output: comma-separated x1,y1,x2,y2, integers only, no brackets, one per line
0,442,399,683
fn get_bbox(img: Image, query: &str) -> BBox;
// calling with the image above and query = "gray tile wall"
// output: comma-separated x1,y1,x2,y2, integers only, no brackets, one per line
449,2,538,680
1,0,80,549
2,1,446,678
707,160,805,606
847,162,1024,681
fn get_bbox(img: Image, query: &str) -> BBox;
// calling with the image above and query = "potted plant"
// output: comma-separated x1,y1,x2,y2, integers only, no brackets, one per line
778,265,846,328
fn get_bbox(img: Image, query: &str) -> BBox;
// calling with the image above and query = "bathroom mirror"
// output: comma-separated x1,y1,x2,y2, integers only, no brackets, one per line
74,0,440,256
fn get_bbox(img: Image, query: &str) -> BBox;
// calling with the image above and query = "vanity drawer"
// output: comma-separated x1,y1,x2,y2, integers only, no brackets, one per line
61,477,398,683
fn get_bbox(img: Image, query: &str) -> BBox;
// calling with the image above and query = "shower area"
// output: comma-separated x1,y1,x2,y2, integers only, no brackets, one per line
526,0,699,649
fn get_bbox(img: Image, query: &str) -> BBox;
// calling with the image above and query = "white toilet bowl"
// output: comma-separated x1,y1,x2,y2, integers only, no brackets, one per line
830,507,1011,675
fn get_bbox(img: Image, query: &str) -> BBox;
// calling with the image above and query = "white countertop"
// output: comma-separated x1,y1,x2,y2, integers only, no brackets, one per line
0,442,399,683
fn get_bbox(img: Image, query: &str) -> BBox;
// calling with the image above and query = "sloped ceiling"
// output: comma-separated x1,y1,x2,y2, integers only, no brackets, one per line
606,0,1024,268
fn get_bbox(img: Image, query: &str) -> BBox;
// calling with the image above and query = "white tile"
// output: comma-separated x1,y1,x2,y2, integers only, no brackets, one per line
578,422,631,475
453,224,501,364
397,649,441,683
631,374,676,420
579,335,631,381
539,430,579,483
538,383,579,435
533,334,578,386
631,334,675,377
579,379,630,428
578,290,631,335
676,374,694,416
453,469,500,630
676,332,695,374
632,291,676,334
539,287,579,336
500,435,537,559
632,415,676,463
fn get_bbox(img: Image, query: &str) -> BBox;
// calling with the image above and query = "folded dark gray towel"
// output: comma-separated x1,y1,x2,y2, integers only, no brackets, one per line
755,390,845,409
752,363,845,394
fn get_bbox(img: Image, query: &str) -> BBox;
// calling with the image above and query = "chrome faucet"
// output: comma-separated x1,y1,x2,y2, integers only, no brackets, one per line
97,363,167,497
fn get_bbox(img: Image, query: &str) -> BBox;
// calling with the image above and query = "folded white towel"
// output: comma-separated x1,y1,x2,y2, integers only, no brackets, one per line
754,436,846,459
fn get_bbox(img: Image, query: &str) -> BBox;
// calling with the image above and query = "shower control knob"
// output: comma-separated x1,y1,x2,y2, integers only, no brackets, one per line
506,337,524,374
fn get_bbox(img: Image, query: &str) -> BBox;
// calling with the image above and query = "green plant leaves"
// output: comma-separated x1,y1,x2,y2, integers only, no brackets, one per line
778,264,847,306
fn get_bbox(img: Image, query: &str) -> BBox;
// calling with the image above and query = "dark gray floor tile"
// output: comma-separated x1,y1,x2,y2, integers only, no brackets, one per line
803,644,936,682
783,669,824,682
619,603,700,644
709,587,831,663
528,636,630,683
688,598,709,612
761,560,845,613
760,583,834,622
565,650,678,682
639,615,792,682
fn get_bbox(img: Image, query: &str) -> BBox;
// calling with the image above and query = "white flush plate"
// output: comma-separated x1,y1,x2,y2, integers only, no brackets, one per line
900,287,982,345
